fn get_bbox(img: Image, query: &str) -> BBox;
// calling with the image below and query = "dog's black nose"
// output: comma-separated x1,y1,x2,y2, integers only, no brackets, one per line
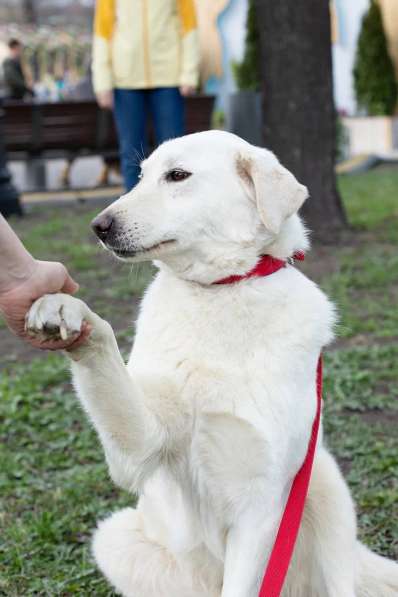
91,213,113,242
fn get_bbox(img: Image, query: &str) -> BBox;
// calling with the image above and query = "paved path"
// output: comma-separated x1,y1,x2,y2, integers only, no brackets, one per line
9,155,123,193
21,185,124,207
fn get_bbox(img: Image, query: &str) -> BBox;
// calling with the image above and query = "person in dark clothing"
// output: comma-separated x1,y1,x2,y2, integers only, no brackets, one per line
3,39,33,101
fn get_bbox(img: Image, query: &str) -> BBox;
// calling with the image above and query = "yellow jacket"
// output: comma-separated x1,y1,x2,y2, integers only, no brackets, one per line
92,0,199,93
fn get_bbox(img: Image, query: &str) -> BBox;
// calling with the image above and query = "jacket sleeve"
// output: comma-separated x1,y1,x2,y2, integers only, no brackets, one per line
92,0,115,94
3,60,30,97
176,0,200,88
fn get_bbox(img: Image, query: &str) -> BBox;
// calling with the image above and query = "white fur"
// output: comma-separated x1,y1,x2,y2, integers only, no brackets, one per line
27,131,398,596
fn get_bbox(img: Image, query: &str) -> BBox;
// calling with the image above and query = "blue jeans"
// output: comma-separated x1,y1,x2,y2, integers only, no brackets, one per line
113,87,185,191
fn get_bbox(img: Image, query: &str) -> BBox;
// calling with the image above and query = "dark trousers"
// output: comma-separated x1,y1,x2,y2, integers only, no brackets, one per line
113,87,185,191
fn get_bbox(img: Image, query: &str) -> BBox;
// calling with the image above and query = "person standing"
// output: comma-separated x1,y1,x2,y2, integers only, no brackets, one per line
3,39,34,101
92,0,200,191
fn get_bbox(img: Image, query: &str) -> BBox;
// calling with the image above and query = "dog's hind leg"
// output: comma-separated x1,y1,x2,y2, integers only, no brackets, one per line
93,507,222,597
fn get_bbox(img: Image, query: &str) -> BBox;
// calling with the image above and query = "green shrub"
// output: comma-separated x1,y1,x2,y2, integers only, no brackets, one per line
336,113,349,162
232,0,260,91
353,0,397,116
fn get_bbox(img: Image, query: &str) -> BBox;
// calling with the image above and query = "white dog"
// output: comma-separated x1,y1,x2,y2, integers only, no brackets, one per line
26,131,398,597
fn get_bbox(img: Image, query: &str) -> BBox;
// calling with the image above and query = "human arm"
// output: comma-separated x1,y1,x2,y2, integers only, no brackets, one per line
92,0,115,108
0,213,36,295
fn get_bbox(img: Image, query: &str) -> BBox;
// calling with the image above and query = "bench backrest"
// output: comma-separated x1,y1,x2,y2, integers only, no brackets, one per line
4,97,215,157
4,101,119,156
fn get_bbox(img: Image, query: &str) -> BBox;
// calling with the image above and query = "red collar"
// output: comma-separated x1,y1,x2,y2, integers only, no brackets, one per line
213,251,305,285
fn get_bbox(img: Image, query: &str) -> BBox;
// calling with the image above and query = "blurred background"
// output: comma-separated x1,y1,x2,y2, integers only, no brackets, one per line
1,0,398,195
0,2,397,595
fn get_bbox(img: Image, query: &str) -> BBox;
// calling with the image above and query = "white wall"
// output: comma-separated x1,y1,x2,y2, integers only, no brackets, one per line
205,0,248,108
332,0,370,115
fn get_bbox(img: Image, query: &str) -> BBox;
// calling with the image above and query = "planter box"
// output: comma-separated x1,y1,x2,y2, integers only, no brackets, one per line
343,116,398,156
186,94,215,134
226,91,263,146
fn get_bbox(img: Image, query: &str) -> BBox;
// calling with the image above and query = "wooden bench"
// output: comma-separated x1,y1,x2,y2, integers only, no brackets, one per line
4,100,118,161
3,97,215,189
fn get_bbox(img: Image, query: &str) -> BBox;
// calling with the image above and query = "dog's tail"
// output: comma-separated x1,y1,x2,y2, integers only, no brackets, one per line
356,542,398,597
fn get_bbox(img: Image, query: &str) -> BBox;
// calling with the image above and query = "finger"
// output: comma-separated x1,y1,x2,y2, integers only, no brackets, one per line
24,320,91,351
26,333,80,351
66,323,92,351
61,273,79,295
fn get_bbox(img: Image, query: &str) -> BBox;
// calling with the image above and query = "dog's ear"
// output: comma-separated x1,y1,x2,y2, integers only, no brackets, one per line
236,149,308,235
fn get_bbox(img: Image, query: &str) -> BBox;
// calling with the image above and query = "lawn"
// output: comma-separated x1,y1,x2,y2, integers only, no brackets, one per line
1,166,397,595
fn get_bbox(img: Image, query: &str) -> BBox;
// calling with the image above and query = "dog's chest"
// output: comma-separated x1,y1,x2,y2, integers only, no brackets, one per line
131,277,285,421
130,270,324,408
129,271,325,470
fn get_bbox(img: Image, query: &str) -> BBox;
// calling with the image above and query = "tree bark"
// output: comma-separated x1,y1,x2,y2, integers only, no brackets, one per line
254,0,346,241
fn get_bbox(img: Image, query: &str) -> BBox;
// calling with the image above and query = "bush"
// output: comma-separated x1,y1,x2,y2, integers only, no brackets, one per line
232,0,260,91
353,0,397,116
336,113,349,162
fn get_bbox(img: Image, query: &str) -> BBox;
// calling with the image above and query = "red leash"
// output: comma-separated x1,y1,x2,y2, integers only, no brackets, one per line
214,253,322,597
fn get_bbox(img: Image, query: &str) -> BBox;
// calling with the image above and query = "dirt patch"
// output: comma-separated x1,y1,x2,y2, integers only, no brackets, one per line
359,409,398,429
0,329,40,368
299,244,341,282
332,334,398,351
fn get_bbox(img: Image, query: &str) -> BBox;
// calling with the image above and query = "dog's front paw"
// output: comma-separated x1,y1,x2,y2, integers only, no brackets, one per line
26,294,114,360
26,293,89,343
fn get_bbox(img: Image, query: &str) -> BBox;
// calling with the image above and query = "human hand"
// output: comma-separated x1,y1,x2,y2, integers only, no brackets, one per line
0,260,89,350
179,85,196,97
96,90,114,110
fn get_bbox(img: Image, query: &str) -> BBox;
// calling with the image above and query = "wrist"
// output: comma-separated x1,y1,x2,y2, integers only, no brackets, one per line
0,254,37,296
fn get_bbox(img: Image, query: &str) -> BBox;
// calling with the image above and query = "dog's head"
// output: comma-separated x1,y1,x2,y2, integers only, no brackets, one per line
92,131,309,283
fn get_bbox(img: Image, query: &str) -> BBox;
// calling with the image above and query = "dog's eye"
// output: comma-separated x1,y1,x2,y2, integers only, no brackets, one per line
165,169,191,183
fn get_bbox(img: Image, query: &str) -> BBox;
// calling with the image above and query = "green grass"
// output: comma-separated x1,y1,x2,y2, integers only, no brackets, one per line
1,166,398,593
338,165,398,237
314,166,398,340
16,208,99,270
0,356,131,596
324,345,398,557
321,243,398,339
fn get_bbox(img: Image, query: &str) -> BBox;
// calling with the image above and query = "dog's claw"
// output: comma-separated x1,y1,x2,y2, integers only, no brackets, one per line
60,322,68,341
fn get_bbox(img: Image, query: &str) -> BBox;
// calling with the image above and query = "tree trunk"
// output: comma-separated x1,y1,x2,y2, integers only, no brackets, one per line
254,0,346,241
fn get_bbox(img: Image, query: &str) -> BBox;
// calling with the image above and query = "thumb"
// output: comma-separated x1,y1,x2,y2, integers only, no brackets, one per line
61,273,79,295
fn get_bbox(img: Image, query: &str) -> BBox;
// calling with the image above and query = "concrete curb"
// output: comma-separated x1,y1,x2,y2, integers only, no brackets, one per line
337,153,398,175
21,185,124,207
